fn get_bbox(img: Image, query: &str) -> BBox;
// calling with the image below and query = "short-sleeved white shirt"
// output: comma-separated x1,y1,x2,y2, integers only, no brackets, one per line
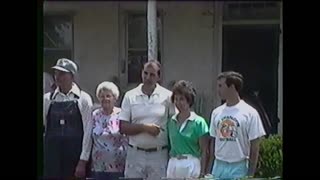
119,83,176,148
209,100,266,163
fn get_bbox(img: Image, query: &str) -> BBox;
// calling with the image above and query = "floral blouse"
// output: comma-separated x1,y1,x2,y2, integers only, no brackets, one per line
91,107,128,172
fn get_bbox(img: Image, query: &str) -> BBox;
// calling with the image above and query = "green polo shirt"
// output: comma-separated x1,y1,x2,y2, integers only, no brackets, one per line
167,112,209,158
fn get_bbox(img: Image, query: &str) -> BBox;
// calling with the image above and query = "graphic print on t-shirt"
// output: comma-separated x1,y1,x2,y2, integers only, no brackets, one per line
218,116,240,141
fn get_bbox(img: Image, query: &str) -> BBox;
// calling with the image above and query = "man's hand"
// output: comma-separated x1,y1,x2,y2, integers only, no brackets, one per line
248,137,262,178
74,160,87,178
143,124,161,136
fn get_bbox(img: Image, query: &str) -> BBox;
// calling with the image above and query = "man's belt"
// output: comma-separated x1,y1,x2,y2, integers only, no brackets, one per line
128,144,168,152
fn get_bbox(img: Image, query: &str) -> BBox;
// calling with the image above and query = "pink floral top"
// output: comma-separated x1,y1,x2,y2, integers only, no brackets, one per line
91,107,128,172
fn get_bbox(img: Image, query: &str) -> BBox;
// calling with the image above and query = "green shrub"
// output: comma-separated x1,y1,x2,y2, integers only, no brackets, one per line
255,134,283,178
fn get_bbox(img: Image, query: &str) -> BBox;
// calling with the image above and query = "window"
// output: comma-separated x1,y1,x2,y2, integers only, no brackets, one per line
43,15,73,73
127,14,162,84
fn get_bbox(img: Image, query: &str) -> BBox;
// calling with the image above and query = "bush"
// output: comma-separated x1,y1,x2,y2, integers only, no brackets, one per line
255,134,283,178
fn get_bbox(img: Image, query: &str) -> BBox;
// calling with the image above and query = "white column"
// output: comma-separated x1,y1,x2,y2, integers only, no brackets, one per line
147,0,158,61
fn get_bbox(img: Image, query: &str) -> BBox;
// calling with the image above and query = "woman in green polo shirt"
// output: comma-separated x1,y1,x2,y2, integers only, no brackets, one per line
166,80,209,179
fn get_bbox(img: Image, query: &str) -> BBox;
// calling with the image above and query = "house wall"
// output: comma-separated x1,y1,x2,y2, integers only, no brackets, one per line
44,2,120,102
44,2,282,127
44,1,217,120
160,1,216,119
73,7,119,101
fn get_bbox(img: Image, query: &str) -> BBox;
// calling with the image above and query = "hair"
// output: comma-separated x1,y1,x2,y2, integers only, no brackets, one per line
143,60,161,77
217,71,244,93
95,81,120,100
171,80,196,107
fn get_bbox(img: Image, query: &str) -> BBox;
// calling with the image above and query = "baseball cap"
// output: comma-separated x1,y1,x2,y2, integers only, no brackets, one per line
52,58,78,74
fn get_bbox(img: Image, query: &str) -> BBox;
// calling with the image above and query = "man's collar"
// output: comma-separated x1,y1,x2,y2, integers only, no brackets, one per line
52,83,81,98
137,83,161,96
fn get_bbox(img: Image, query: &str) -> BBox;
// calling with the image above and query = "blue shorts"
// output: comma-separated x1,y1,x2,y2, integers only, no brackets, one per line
211,159,248,179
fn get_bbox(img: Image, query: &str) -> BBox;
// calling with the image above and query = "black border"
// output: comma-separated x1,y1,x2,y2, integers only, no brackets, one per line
1,0,38,178
283,1,319,179
37,0,44,178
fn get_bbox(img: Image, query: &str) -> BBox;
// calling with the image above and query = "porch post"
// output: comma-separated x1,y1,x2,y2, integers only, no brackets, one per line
147,0,158,61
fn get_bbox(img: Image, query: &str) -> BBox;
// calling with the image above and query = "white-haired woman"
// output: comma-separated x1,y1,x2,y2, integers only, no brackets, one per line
91,81,128,180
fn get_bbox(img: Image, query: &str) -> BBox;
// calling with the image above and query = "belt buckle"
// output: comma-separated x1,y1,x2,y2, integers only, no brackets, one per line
156,146,161,151
60,119,65,125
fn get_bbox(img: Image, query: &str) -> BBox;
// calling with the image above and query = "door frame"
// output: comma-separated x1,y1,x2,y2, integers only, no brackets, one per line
213,1,282,133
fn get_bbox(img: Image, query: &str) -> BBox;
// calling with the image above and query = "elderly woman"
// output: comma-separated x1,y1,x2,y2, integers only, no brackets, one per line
91,81,128,180
166,80,209,179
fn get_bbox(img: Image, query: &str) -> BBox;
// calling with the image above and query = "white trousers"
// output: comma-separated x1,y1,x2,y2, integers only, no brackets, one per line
166,154,201,179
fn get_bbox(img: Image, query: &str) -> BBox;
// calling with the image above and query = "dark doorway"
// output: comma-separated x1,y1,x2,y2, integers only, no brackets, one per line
222,24,280,134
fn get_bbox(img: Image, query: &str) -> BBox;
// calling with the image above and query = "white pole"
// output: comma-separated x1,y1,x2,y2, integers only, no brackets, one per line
147,0,158,61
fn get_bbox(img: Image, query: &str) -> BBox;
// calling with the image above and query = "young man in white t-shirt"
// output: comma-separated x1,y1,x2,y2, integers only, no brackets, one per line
208,71,266,179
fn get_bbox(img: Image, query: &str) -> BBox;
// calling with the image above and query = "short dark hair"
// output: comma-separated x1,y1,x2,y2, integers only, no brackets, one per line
218,71,244,93
143,60,161,76
171,80,196,107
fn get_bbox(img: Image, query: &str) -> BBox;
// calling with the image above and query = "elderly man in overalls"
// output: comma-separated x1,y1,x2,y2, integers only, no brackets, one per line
43,58,93,179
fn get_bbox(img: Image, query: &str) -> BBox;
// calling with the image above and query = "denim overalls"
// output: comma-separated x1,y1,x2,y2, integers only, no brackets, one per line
44,92,83,179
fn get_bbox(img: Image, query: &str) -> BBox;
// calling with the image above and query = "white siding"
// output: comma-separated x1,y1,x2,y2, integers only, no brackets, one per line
161,1,216,118
74,8,119,102
44,2,120,102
